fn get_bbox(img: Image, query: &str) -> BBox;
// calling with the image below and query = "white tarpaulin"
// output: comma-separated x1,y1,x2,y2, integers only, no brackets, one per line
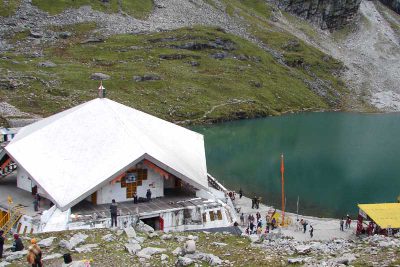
6,98,208,211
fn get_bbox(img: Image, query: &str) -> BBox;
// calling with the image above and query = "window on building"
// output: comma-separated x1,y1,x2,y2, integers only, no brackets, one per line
202,213,207,223
217,210,223,220
209,211,215,221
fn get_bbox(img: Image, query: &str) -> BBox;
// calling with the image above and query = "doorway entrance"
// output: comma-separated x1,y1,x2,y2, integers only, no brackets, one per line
141,216,164,231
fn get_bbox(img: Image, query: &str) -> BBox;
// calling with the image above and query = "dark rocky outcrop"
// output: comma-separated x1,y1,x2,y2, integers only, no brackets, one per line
273,0,362,30
379,0,400,14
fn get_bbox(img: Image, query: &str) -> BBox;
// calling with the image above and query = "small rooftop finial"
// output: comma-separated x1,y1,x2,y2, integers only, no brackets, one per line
98,81,106,98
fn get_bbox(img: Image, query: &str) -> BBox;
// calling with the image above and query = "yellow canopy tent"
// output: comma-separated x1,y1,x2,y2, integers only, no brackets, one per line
358,203,400,229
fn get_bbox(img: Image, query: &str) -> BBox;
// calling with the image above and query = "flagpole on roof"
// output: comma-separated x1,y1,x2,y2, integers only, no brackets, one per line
98,81,106,98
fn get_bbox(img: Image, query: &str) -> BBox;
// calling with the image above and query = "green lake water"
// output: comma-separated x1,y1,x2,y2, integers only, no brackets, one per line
192,112,400,218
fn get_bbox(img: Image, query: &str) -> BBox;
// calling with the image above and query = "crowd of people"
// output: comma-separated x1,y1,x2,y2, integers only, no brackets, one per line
241,211,282,236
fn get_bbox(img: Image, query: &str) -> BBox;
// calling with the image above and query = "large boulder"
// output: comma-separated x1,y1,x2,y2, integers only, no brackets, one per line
5,250,27,261
125,243,141,255
59,233,88,250
124,227,137,238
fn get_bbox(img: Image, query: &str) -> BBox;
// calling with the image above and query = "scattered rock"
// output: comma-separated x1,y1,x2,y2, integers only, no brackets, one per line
148,232,158,238
160,254,169,261
59,32,72,39
90,73,110,80
37,237,56,248
172,247,183,256
124,227,137,238
186,252,222,266
125,243,141,255
133,74,161,82
5,250,27,261
80,38,104,44
0,262,10,267
29,30,43,38
187,235,198,241
75,244,99,253
135,221,154,233
176,256,194,266
38,61,56,68
211,51,228,59
136,247,166,259
160,234,172,240
295,245,311,255
174,236,186,242
0,78,24,89
102,234,115,242
288,258,304,264
42,253,63,261
59,233,88,250
211,242,227,247
183,240,196,254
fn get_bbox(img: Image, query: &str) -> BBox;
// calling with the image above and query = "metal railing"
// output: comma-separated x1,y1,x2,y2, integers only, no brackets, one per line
0,205,25,234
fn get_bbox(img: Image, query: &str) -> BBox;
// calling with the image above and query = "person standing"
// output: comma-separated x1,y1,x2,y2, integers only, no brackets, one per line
146,189,152,202
109,199,118,228
240,213,245,226
340,217,344,231
33,198,39,212
346,215,352,229
309,225,314,238
239,188,243,199
27,239,42,267
133,192,138,204
0,230,4,259
302,220,308,234
36,193,41,208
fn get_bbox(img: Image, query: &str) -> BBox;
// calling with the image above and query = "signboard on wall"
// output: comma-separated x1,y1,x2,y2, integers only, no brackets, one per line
126,173,137,183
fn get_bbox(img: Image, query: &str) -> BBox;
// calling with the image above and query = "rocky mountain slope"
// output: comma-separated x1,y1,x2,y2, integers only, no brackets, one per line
271,0,362,30
0,0,399,125
380,0,400,14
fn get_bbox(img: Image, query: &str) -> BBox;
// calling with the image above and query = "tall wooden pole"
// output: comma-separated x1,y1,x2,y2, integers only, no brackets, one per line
280,154,285,226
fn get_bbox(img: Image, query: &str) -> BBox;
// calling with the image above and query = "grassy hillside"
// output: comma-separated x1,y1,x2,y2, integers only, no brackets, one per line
0,0,153,19
0,0,21,17
28,0,153,19
0,0,349,124
0,24,345,123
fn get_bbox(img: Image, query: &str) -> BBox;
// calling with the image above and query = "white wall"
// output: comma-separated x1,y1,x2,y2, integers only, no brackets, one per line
96,167,164,205
17,167,32,192
137,168,164,199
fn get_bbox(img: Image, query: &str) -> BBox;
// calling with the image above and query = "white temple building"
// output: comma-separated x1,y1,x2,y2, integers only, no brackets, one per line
0,88,236,233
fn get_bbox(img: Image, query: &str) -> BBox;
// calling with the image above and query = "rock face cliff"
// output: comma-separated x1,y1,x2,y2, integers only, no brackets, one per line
273,0,362,30
380,0,400,14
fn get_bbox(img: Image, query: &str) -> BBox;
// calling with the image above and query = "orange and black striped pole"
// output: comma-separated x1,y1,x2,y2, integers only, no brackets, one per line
281,153,285,226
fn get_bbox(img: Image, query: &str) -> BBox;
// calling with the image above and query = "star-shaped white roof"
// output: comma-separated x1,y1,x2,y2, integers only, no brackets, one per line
6,98,208,211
